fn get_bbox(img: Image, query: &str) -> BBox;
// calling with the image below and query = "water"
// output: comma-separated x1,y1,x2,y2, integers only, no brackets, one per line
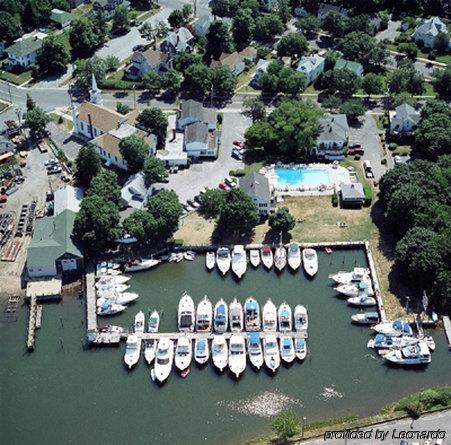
1,250,451,445
275,167,349,187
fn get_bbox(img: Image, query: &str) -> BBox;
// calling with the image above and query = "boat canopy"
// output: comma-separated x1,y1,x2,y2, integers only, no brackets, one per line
149,316,158,324
359,282,369,289
283,338,291,347
403,323,412,333
248,332,260,345
216,305,225,315
393,320,402,330
246,300,258,310
290,242,298,251
197,340,206,350
365,312,379,318
262,245,271,253
100,302,110,310
296,339,305,347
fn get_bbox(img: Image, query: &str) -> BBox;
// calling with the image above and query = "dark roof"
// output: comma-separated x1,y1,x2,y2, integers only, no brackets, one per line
180,99,203,121
317,114,349,143
6,36,43,57
239,172,271,201
132,48,170,67
185,122,208,144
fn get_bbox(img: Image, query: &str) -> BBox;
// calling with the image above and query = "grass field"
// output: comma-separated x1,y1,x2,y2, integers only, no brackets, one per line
0,68,32,85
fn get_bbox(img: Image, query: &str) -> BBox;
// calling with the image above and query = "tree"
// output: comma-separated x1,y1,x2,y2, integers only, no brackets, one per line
24,106,50,136
339,98,367,121
139,21,156,40
87,170,121,204
136,108,168,149
161,69,182,95
254,14,284,43
37,36,70,74
322,12,349,38
74,57,107,90
268,207,295,234
142,70,162,94
173,51,202,73
435,32,450,53
155,20,169,38
206,20,234,60
392,93,416,107
232,7,255,49
69,17,99,56
123,209,156,243
181,4,192,21
415,113,451,161
217,188,259,234
323,69,360,98
92,11,108,45
211,65,237,99
75,144,102,189
168,9,184,28
242,98,266,122
119,135,150,174
182,63,213,97
432,65,451,98
272,412,299,441
387,60,425,95
143,156,168,185
199,188,226,217
361,73,385,96
277,33,308,63
340,31,387,70
277,68,306,97
211,0,232,17
26,94,36,111
116,102,131,115
277,0,290,23
244,121,276,150
112,5,130,35
0,11,22,44
104,55,119,72
297,14,320,36
22,0,39,30
398,42,418,59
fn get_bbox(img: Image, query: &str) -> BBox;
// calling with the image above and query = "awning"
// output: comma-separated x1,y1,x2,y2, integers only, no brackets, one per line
248,332,260,344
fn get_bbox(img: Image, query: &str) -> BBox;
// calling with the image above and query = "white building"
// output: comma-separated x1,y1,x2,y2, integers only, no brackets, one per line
6,32,47,68
184,123,217,158
412,17,450,48
296,54,325,84
389,103,421,134
120,172,153,209
53,186,83,216
314,114,349,160
239,173,274,216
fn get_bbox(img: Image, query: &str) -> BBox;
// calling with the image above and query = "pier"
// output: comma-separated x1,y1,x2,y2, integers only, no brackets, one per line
85,264,97,333
26,296,38,350
443,316,451,350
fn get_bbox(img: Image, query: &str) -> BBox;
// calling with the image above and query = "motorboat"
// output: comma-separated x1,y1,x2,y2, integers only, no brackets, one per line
144,340,157,365
280,336,295,363
367,334,420,350
205,252,215,270
213,299,228,333
244,297,261,331
96,267,121,277
96,274,131,285
228,334,246,378
97,301,126,316
184,251,195,261
98,324,124,334
96,283,129,293
194,339,209,365
295,339,307,361
175,337,192,371
302,248,318,277
216,247,231,275
96,292,139,306
347,294,376,307
247,332,263,369
372,320,412,337
196,296,213,332
384,342,431,365
287,242,301,271
335,281,374,298
263,334,280,372
124,334,141,369
351,311,379,325
278,302,292,332
249,249,260,268
231,245,247,279
154,338,174,382
274,245,287,271
178,292,195,333
169,253,183,263
229,298,243,332
124,258,160,272
424,336,436,351
97,261,120,271
134,311,145,334
212,335,228,372
261,245,273,269
262,299,277,332
294,305,308,332
329,267,370,285
148,310,160,333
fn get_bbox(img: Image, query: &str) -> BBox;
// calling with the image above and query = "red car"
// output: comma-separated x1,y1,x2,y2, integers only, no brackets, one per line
0,195,8,203
348,147,365,156
219,182,230,190
233,140,245,148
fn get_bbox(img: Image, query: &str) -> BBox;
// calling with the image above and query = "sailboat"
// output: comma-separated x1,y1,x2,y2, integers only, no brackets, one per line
263,334,280,372
124,334,141,369
294,305,308,332
262,299,277,332
229,298,243,332
175,337,192,371
261,245,273,269
302,248,318,276
194,339,209,365
287,242,301,270
196,296,213,332
216,247,231,275
154,338,174,382
249,249,260,267
231,245,247,278
228,335,246,378
244,297,261,331
178,292,195,332
212,335,228,372
280,336,295,363
247,332,263,369
274,234,287,271
205,252,215,270
213,299,228,333
278,302,292,332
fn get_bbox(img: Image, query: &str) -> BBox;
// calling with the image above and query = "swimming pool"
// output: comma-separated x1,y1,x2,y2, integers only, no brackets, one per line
275,168,334,186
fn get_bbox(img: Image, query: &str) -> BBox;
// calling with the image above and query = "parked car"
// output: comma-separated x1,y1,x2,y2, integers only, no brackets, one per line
224,177,236,187
233,140,245,148
394,155,402,165
47,166,62,175
232,151,243,160
362,160,373,178
44,158,58,167
0,195,7,203
348,146,365,156
219,182,228,190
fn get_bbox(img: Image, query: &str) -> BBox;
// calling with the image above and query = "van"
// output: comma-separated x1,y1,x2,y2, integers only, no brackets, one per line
362,160,373,178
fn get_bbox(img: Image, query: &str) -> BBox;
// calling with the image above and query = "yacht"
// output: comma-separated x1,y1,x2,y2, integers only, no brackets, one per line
124,258,160,272
213,299,228,333
244,297,261,331
97,261,120,271
144,340,157,365
262,299,277,332
295,339,307,360
384,342,431,366
231,245,247,279
294,305,308,332
278,302,292,332
351,311,379,325
249,249,260,268
347,293,376,307
96,283,129,293
97,301,126,316
205,252,215,270
154,338,174,382
229,298,244,332
263,335,280,372
96,292,139,306
194,339,209,365
280,336,295,363
212,335,228,372
178,292,195,332
228,335,246,378
97,274,131,285
175,337,192,371
335,281,373,298
124,334,141,369
216,247,231,275
134,311,145,334
261,245,273,269
367,334,419,350
287,242,301,271
274,245,287,272
372,320,412,337
247,332,263,369
329,267,370,285
302,248,318,277
196,296,213,332
148,310,160,333
96,267,121,277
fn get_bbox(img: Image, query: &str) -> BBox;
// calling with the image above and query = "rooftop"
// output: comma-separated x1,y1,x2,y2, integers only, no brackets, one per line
239,172,271,201
6,36,44,57
317,114,349,142
53,186,83,216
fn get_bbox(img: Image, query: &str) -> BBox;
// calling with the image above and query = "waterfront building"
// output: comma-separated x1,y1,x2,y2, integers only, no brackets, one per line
239,172,274,216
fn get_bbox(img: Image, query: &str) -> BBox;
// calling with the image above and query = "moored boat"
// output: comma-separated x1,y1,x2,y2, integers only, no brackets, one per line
196,296,213,332
262,299,277,332
134,311,145,333
231,245,247,279
351,311,379,325
178,292,195,333
263,334,280,372
144,340,157,365
206,252,215,270
335,281,374,298
329,267,370,285
154,338,174,382
97,301,127,316
124,334,141,369
247,332,263,369
287,242,301,270
261,245,273,269
244,297,261,331
148,310,160,333
194,339,209,365
347,294,376,307
372,320,412,337
278,302,292,332
367,333,419,350
96,292,139,306
280,336,295,363
175,337,192,371
229,298,243,332
302,248,318,277
96,274,131,285
249,249,260,268
274,245,287,272
212,335,228,372
228,334,246,378
184,251,195,261
216,247,231,275
124,258,160,272
384,342,431,365
96,282,130,293
294,305,308,332
213,299,228,333
295,339,307,360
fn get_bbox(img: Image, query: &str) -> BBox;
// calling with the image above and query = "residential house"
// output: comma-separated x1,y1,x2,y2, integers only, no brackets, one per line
238,46,258,64
296,54,325,84
53,186,83,216
294,6,308,17
157,115,188,167
210,52,245,75
389,103,421,134
314,114,349,160
160,27,194,55
176,100,217,131
6,33,47,68
251,59,270,85
125,49,171,81
50,9,74,28
184,122,218,158
93,0,130,18
192,15,214,37
239,173,274,216
120,172,153,209
340,183,365,207
334,58,364,77
317,3,348,21
411,17,450,48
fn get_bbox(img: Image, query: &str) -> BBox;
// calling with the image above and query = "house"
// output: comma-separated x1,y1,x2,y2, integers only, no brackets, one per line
125,49,171,81
317,3,348,21
53,186,83,216
389,103,421,134
50,9,74,28
120,172,153,209
27,209,83,278
210,52,245,75
251,59,270,85
5,33,47,68
340,183,365,207
160,27,194,55
184,122,218,157
192,15,214,37
238,46,258,63
157,115,188,167
412,17,450,48
334,58,364,77
176,100,217,131
314,114,349,160
294,6,308,17
296,54,325,84
93,0,130,18
239,173,274,216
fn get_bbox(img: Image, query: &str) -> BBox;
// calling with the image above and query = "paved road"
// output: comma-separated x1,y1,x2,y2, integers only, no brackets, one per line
299,409,450,444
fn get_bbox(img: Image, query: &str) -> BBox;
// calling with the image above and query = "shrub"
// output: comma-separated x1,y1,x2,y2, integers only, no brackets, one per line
404,401,424,418
272,412,299,441
116,102,131,115
354,155,361,160
381,158,387,165
331,191,338,207
217,112,223,125
173,239,184,246
363,183,373,206
388,142,398,151
58,115,64,124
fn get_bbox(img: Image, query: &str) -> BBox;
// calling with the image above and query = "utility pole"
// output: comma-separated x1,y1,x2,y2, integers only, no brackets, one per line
132,84,136,110
8,82,12,104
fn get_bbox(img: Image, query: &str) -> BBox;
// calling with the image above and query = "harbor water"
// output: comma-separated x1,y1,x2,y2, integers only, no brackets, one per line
1,249,451,445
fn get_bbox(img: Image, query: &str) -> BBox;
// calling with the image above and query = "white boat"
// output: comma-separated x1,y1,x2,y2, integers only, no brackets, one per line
329,267,370,285
261,245,273,269
228,335,246,378
96,292,139,306
124,334,141,369
154,338,174,382
231,245,247,279
124,258,160,272
216,247,231,275
196,296,213,332
96,283,129,292
178,292,195,332
384,342,431,365
134,311,145,333
97,261,120,271
144,340,157,365
184,251,195,261
351,311,379,325
278,302,292,332
212,335,228,372
194,338,209,365
96,268,121,277
247,332,263,369
229,298,243,332
347,294,376,307
249,249,260,267
294,305,308,332
262,299,277,332
295,339,307,360
213,299,228,333
367,334,420,350
424,336,436,351
287,242,301,271
175,337,192,371
274,245,287,271
335,281,373,298
97,275,131,285
263,334,280,372
205,252,215,270
244,297,261,331
302,248,318,276
97,301,127,316
372,320,412,337
280,336,295,363
98,324,124,334
148,310,159,333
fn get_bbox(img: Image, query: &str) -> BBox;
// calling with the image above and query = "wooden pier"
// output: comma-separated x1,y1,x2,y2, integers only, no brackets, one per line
364,241,387,322
443,316,451,350
26,296,38,350
35,305,43,329
85,264,97,332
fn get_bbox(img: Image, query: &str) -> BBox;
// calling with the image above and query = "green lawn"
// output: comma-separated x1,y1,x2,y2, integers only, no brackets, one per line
436,54,451,64
423,82,436,97
102,69,144,90
392,145,412,156
72,3,92,15
0,101,10,114
0,68,32,85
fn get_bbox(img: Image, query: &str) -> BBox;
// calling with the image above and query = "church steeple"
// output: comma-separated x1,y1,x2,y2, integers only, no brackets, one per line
89,73,103,105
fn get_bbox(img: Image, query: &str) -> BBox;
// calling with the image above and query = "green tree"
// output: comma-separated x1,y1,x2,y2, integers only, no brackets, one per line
211,65,237,98
254,13,284,43
398,42,418,59
26,93,36,111
199,188,226,217
123,209,156,243
87,170,121,204
116,102,131,115
173,51,202,73
244,120,276,149
119,135,150,174
242,98,266,122
182,63,213,97
24,106,50,136
74,57,107,90
277,32,308,63
340,31,387,70
392,92,416,107
143,156,168,185
104,55,119,72
277,68,307,97
268,207,295,234
206,20,234,59
232,7,255,49
277,0,290,23
322,11,349,38
112,5,130,35
168,9,184,28
387,60,425,95
272,412,300,440
0,11,22,44
361,73,385,96
211,0,232,17
69,17,99,56
432,65,451,98
142,70,162,94
139,21,156,40
415,113,451,161
161,69,182,95
181,4,192,21
435,32,450,53
339,98,367,121
92,11,108,45
22,0,39,29
323,69,360,98
136,108,168,149
297,14,320,36
75,144,102,189
37,36,70,74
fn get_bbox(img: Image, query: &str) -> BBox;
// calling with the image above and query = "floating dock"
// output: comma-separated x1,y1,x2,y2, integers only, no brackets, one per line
26,296,38,350
85,264,97,332
443,316,451,350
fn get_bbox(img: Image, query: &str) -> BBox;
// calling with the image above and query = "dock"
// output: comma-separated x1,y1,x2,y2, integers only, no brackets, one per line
26,296,38,350
364,241,387,322
443,316,451,350
35,305,43,329
85,264,97,332
26,278,62,302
